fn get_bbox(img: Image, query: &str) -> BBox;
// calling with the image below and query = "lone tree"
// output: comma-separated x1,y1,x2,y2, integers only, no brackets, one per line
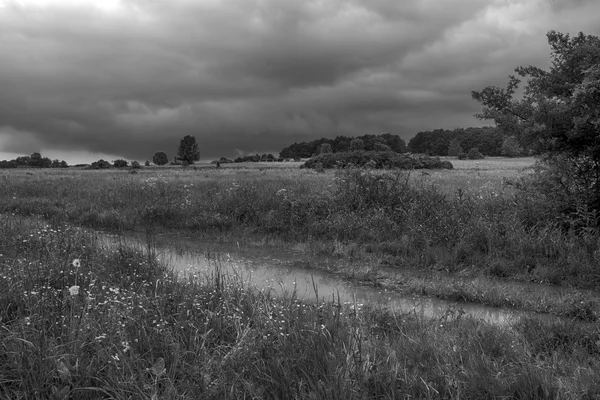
472,30,600,221
177,135,200,164
153,151,169,166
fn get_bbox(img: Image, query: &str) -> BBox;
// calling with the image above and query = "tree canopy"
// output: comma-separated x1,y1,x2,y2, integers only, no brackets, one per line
279,133,407,159
472,31,600,158
177,135,200,164
153,151,169,166
472,30,600,222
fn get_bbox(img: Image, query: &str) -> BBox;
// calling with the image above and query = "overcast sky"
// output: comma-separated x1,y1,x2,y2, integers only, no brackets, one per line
1,0,599,163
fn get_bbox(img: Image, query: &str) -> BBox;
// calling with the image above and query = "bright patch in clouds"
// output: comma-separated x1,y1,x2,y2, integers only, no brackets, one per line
2,0,123,12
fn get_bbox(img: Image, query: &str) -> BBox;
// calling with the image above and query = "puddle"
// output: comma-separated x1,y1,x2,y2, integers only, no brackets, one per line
99,232,565,325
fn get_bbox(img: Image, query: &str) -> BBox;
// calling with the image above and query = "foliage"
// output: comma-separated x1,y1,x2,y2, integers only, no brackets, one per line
131,161,142,169
145,160,150,166
113,159,129,168
234,153,281,162
374,142,391,152
87,159,112,169
408,126,508,156
1,215,599,399
0,152,65,169
447,138,464,157
467,147,485,160
319,143,332,154
349,138,365,151
152,151,169,166
501,136,523,157
472,30,600,223
280,133,407,158
302,151,453,170
177,135,200,164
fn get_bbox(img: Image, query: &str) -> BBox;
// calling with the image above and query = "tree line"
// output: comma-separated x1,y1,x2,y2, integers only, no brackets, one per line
0,153,68,169
407,126,529,157
279,133,407,159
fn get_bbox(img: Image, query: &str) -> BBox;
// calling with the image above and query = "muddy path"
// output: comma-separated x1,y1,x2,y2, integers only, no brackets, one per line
95,231,600,325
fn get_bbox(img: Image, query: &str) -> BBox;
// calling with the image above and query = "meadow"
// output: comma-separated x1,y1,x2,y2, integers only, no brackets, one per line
1,157,600,398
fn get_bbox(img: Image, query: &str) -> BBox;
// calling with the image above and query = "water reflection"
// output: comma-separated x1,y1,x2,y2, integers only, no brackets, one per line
101,232,550,325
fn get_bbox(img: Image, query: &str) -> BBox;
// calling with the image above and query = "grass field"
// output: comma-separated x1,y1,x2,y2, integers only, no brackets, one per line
1,157,600,398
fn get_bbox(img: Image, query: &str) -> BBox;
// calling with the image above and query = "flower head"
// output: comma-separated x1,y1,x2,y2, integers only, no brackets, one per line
69,285,80,296
72,259,81,268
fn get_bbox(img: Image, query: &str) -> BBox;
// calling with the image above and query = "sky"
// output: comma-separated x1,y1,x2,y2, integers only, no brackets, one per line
1,0,599,164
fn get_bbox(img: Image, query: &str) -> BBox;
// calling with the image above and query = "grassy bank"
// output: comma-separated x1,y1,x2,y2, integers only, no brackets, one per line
1,214,599,399
0,159,599,317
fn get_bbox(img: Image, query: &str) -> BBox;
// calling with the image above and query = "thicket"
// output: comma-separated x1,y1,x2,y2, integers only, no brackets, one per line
408,126,514,156
301,151,454,170
280,133,407,159
0,152,68,169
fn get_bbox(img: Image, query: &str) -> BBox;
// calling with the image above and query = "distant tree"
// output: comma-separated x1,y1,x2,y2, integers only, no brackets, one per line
153,151,169,166
373,142,391,152
29,152,42,167
89,159,111,169
177,135,200,164
319,143,332,154
113,159,128,168
51,159,61,168
131,161,141,169
145,160,151,166
349,138,365,151
501,136,523,157
447,139,464,157
59,160,68,168
467,147,485,160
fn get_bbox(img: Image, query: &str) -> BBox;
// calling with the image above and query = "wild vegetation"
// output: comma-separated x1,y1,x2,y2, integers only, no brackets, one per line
1,213,599,399
301,151,453,170
280,133,407,159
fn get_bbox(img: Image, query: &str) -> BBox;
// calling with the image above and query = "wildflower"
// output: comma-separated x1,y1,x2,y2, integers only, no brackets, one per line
72,259,81,268
69,285,80,296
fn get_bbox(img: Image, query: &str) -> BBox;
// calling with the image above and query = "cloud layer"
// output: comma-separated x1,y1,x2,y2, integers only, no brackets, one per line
1,0,599,162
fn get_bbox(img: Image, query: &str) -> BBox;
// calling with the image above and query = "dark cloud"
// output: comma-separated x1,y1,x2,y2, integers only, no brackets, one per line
0,0,599,162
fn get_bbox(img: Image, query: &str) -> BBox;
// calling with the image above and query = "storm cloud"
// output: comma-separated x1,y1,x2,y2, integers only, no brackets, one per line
1,0,599,162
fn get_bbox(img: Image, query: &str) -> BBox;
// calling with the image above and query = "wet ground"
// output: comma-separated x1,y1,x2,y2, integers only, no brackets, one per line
99,231,589,325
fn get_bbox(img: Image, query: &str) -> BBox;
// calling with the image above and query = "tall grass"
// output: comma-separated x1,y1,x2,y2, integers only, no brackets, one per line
1,164,599,293
1,213,599,399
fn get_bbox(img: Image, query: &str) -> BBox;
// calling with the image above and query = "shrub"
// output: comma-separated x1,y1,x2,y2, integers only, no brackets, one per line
87,159,112,169
113,159,129,168
152,152,169,166
302,151,453,170
131,161,142,169
467,148,484,160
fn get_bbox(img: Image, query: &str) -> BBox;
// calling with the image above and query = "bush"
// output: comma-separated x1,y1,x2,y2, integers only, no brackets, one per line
87,159,112,169
302,151,453,170
113,159,129,168
153,152,169,166
467,148,484,160
131,161,142,169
